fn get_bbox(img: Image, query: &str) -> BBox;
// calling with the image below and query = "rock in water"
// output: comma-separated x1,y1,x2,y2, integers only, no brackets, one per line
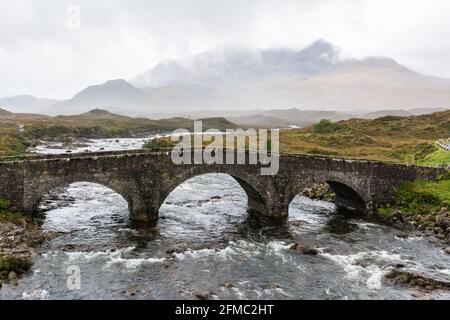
222,282,234,288
8,271,17,281
290,220,303,227
195,291,214,300
290,243,319,255
385,268,450,291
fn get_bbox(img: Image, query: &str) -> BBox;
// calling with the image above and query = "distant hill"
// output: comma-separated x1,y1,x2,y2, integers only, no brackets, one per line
361,109,414,119
227,108,353,128
360,108,448,119
16,109,240,140
260,108,353,126
227,114,291,128
0,108,14,118
0,95,59,113
48,80,147,115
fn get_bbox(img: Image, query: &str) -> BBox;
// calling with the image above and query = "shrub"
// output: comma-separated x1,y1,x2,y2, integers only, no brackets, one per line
312,119,340,134
0,256,33,274
0,199,10,212
143,137,176,150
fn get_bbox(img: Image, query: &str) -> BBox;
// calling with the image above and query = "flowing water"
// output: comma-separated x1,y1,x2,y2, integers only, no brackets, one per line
1,138,449,300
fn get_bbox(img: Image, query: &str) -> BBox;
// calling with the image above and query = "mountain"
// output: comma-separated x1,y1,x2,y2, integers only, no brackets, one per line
42,40,450,116
49,79,147,115
360,107,448,119
0,95,59,113
0,107,14,118
226,114,291,128
127,39,450,114
361,109,414,119
260,108,353,125
130,39,351,88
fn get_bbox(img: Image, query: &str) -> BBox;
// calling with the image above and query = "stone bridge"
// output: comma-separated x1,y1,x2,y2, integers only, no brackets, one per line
0,149,446,224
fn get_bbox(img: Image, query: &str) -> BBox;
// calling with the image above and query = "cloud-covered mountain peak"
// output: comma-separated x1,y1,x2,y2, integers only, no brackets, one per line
297,39,340,61
48,40,450,116
130,39,349,88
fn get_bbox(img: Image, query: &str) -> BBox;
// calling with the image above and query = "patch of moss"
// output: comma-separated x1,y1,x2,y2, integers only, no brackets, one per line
0,256,33,275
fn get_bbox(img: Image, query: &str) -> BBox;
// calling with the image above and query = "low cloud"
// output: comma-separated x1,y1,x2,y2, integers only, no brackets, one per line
1,0,450,98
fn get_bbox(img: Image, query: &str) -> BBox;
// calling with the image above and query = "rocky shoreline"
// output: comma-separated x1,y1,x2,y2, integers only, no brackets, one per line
383,207,450,245
0,217,59,286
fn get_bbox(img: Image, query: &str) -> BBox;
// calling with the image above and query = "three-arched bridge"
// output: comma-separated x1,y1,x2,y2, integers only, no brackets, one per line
0,149,446,224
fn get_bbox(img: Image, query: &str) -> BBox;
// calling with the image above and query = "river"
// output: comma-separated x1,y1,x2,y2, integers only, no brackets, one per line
1,137,449,300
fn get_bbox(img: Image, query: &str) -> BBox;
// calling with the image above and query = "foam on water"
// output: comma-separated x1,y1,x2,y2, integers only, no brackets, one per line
321,250,407,290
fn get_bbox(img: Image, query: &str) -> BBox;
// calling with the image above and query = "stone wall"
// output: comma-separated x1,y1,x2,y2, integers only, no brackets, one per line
0,150,446,224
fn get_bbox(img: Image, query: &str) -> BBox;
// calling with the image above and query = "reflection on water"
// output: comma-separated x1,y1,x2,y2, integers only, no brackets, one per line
1,174,449,300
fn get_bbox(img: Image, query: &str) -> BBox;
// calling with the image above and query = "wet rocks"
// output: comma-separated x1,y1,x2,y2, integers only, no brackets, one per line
222,281,235,288
0,217,55,282
383,207,450,242
301,183,336,202
385,268,450,291
261,282,280,290
127,289,137,296
195,291,214,300
165,245,189,256
290,220,303,227
290,243,319,255
396,232,409,239
8,271,17,281
444,247,450,255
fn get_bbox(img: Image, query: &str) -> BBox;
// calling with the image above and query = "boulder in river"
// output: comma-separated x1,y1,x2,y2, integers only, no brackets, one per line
195,291,214,300
290,220,303,227
290,243,319,255
222,281,235,288
385,268,450,291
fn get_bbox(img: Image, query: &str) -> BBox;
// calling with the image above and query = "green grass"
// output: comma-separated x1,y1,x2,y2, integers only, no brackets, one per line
417,147,450,165
383,173,450,215
0,199,25,224
143,137,176,150
0,256,33,275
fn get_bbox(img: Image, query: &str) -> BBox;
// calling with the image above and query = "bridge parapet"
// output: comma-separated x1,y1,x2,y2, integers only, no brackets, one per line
0,149,447,224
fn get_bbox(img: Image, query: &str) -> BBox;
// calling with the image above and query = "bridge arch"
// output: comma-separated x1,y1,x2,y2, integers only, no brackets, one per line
23,175,142,221
157,171,268,217
287,177,370,213
325,180,367,211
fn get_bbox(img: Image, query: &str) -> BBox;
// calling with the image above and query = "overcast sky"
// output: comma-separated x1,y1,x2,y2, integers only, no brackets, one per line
1,0,450,99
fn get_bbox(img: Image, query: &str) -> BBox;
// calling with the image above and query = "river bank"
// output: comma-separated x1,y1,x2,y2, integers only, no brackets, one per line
0,214,59,285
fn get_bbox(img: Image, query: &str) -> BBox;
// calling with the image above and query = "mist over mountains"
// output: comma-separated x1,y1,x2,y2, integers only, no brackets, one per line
1,40,449,118
0,95,59,114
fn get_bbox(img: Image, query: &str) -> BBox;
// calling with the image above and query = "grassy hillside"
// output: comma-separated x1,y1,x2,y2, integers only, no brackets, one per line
280,110,450,165
0,109,238,156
